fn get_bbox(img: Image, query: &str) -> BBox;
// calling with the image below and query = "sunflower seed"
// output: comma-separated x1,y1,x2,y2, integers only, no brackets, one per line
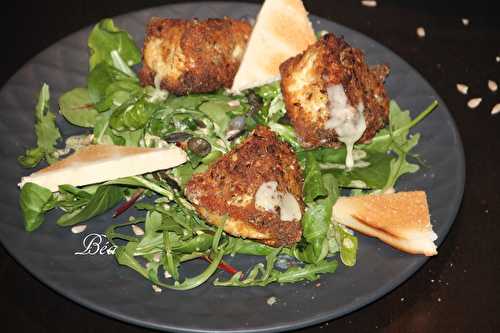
71,225,87,234
492,104,500,115
467,98,482,109
132,225,145,236
488,80,498,92
461,18,469,26
152,285,162,293
417,27,426,38
361,0,377,7
456,83,469,95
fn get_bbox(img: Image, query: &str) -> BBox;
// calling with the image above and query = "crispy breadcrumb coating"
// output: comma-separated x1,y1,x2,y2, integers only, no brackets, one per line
280,33,390,148
185,126,303,247
140,17,251,95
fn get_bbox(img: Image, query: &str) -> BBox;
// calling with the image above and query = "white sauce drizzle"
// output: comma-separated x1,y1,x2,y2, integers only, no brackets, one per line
325,84,366,169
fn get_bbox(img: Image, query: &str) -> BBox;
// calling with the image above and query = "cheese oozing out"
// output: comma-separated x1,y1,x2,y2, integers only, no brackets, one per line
255,181,302,221
325,84,366,169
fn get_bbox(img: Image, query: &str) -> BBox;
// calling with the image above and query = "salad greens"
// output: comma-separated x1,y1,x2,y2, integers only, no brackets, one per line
18,84,62,167
18,19,437,290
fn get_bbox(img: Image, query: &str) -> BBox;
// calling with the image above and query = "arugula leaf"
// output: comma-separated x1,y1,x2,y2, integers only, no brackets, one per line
59,88,99,127
274,259,338,284
303,152,327,203
331,224,358,266
18,84,61,167
294,174,339,264
19,183,54,232
88,18,141,71
105,176,174,200
57,185,124,226
306,100,437,190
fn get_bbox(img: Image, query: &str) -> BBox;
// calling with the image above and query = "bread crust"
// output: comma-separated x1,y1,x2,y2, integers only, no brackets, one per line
332,191,438,256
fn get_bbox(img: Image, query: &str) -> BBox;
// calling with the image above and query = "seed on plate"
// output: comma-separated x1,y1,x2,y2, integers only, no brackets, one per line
467,98,482,109
488,80,498,92
416,27,426,38
361,0,377,7
266,296,277,306
456,83,469,95
461,18,470,26
227,99,241,107
491,103,500,115
152,285,162,293
132,225,145,236
71,225,87,234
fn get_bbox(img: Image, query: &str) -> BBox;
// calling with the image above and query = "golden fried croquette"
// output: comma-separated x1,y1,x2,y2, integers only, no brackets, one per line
139,17,251,95
185,126,304,247
279,33,390,149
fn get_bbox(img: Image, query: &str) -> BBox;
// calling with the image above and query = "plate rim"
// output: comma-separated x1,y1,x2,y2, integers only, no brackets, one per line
0,2,466,332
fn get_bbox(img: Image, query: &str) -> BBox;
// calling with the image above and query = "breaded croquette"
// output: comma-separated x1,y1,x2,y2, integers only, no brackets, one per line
280,33,390,149
140,17,251,95
185,126,304,247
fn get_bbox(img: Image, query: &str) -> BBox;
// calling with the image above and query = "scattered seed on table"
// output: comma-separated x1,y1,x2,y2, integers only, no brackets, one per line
71,225,87,234
488,80,498,92
467,98,482,109
417,27,426,38
132,224,145,236
491,103,500,115
361,0,377,7
456,83,469,95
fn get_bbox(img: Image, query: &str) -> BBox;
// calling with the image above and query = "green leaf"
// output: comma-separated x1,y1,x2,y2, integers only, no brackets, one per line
105,176,174,199
294,174,339,264
274,259,338,284
332,224,358,266
19,183,54,232
57,185,124,226
87,63,138,105
59,88,99,127
303,152,327,203
198,100,232,136
18,84,61,167
110,97,157,132
88,18,141,71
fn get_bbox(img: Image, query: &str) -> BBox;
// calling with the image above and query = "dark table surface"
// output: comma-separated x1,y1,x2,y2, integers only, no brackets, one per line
2,0,499,332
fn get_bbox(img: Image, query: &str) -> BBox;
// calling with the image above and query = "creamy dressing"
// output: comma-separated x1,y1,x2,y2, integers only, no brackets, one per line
325,84,366,169
254,181,302,221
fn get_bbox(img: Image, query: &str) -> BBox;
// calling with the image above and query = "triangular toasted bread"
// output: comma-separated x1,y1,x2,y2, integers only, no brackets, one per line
230,0,316,92
19,144,187,192
332,191,438,256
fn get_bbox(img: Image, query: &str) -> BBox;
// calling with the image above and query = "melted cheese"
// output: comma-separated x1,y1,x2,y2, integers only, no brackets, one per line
255,181,302,221
325,84,366,169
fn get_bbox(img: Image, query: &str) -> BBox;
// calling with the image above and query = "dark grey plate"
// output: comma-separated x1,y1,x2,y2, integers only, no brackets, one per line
0,2,465,332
